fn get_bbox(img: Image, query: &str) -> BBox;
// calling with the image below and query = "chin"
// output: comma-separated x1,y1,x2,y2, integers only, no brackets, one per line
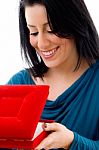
44,62,59,68
42,58,61,69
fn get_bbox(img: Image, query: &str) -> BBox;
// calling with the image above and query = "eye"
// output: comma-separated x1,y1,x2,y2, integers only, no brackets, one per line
47,30,54,34
30,32,38,36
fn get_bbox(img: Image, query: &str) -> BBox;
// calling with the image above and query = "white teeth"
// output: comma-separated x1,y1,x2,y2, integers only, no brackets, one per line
41,48,57,57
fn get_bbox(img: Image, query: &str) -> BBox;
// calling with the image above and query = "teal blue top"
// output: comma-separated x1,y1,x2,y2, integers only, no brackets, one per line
7,61,99,150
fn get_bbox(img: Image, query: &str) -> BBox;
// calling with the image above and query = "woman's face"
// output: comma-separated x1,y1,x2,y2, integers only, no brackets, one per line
25,4,78,69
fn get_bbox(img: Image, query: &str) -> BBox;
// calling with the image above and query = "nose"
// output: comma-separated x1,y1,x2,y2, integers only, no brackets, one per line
37,33,50,50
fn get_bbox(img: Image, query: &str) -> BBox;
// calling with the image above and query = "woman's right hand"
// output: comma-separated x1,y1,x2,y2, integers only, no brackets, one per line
35,122,74,150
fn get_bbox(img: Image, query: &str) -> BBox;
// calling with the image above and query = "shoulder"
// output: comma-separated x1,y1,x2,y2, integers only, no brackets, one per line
7,69,34,85
91,60,99,79
88,61,99,101
87,60,99,90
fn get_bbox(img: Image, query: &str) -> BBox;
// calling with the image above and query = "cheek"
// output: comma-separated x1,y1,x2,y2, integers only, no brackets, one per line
30,36,37,47
51,36,66,45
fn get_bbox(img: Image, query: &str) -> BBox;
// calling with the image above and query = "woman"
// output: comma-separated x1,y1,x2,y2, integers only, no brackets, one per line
8,0,99,149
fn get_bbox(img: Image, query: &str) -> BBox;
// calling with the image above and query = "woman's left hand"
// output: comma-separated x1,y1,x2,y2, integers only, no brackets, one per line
35,122,74,150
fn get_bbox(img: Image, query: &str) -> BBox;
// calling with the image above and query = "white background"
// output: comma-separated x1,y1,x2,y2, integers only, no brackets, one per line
0,0,99,84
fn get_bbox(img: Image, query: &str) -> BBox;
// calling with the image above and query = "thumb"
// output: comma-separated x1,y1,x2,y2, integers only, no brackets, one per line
43,122,59,132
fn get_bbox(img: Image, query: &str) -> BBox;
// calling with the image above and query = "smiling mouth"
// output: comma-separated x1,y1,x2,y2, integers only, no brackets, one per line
40,46,59,58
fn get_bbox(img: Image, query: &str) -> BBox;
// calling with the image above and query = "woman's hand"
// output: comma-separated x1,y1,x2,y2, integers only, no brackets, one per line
35,122,74,150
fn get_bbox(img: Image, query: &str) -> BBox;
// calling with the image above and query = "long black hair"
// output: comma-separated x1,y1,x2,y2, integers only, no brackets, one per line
19,0,99,77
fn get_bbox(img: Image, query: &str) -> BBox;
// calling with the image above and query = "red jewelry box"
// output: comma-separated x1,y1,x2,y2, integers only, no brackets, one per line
0,85,50,149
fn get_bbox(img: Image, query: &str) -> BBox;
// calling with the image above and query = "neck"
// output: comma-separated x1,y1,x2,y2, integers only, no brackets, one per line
44,58,89,80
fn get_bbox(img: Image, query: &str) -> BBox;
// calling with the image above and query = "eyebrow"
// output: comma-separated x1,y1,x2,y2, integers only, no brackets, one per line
27,22,49,28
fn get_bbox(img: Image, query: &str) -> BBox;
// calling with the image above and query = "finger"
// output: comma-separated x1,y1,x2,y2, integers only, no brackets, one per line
35,135,52,150
43,122,60,132
42,122,47,130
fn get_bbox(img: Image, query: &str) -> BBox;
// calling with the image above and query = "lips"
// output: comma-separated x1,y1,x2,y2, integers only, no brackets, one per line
40,46,59,58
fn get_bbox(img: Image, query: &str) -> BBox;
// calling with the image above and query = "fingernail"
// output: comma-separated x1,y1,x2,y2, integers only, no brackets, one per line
44,122,47,128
